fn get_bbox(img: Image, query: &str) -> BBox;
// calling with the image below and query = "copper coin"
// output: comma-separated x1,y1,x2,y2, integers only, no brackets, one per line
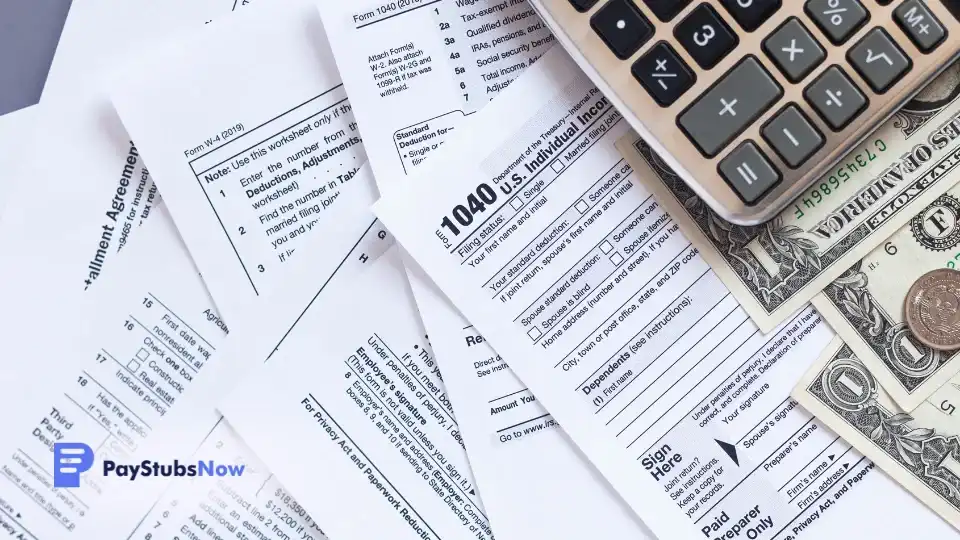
904,268,960,350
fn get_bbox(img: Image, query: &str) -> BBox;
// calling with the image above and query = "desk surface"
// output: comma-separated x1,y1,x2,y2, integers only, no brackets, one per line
0,0,71,116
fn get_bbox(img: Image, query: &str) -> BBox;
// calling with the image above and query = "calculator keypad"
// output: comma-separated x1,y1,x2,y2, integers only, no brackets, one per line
806,0,870,44
679,57,782,156
762,105,825,168
558,0,960,221
719,0,782,31
590,0,654,59
847,28,911,92
641,0,693,21
675,4,739,68
804,66,868,130
894,0,946,51
763,18,826,82
633,42,696,106
718,141,781,204
568,0,600,12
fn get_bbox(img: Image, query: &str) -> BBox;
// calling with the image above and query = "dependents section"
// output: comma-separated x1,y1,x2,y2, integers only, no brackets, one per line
186,86,364,294
0,293,220,536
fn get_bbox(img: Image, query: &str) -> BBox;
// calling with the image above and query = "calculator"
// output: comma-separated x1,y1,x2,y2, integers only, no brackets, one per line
529,0,960,224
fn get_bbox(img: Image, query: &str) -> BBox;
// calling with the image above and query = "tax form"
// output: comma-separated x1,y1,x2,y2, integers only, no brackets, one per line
374,47,960,539
319,2,657,538
111,0,373,316
318,0,554,182
0,192,389,539
0,0,255,414
220,248,490,540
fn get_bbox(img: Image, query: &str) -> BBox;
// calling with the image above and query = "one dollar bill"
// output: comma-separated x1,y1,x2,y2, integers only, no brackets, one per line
793,337,960,531
617,67,960,332
813,187,960,410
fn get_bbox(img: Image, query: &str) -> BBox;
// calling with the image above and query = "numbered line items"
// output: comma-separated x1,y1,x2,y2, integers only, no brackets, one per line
110,0,374,309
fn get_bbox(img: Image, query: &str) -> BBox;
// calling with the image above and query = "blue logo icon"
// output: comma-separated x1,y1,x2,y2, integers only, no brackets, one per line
53,442,94,488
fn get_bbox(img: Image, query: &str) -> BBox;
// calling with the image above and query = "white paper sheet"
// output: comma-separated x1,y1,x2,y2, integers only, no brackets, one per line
319,1,677,537
220,248,491,540
0,0,255,404
374,46,960,539
0,106,36,218
318,0,554,183
0,190,390,538
111,0,374,317
0,1,381,538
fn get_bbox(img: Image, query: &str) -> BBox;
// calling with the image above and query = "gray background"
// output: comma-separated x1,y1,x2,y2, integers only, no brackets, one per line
0,0,72,115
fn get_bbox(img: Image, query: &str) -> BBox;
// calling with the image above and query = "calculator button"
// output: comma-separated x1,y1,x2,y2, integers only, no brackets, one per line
804,66,868,130
678,56,783,157
761,105,824,168
805,0,869,44
719,0,781,31
641,0,693,21
718,141,781,204
568,0,600,12
674,4,739,69
763,17,826,82
894,0,946,52
590,0,655,59
847,28,911,93
633,42,696,106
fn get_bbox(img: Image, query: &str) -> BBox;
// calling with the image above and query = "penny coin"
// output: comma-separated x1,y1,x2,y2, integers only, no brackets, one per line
904,268,960,350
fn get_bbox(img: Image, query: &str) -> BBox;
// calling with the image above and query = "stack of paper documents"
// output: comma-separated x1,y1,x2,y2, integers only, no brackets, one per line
2,0,960,539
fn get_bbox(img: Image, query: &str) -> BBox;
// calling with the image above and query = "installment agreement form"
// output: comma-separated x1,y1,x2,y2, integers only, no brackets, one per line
0,192,390,539
375,47,960,540
220,248,490,540
319,2,656,538
111,0,373,316
0,0,256,419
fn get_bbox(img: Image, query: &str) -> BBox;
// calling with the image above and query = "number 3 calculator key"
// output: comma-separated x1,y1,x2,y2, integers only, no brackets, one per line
675,4,739,69
847,28,911,93
678,56,783,157
805,0,869,45
633,42,696,106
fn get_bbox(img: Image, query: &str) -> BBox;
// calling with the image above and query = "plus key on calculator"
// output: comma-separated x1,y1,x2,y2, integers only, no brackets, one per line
528,0,960,224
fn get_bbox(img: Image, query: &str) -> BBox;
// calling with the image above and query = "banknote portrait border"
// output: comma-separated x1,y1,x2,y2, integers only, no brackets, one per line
806,344,960,515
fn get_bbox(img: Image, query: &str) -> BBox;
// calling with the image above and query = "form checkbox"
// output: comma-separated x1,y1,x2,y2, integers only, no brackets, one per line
610,252,625,266
575,200,589,214
600,241,614,254
510,198,525,211
136,348,149,361
527,327,542,341
127,360,141,373
550,160,565,173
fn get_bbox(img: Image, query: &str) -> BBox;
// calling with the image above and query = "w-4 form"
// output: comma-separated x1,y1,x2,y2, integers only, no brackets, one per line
320,0,554,178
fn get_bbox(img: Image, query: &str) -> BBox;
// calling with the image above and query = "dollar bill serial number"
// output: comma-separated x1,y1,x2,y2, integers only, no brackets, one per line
791,139,889,220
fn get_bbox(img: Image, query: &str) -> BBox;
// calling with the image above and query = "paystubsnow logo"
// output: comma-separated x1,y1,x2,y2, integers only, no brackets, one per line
53,442,245,488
